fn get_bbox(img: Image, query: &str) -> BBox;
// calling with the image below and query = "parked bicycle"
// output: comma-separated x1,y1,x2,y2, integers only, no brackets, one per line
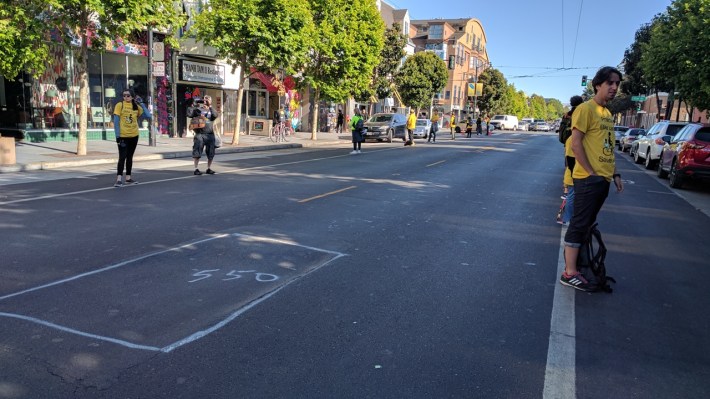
270,121,293,143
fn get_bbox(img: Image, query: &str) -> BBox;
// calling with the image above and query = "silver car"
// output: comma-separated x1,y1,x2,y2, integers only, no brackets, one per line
413,119,431,138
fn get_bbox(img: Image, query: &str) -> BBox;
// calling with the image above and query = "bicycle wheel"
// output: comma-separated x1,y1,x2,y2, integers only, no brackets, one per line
269,125,280,142
282,126,292,141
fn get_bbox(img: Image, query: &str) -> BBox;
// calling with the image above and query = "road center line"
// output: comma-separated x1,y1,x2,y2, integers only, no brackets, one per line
543,227,576,399
426,160,447,167
298,185,357,203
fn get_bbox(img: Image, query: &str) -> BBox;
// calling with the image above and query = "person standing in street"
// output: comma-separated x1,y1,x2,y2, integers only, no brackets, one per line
450,113,456,140
560,66,624,291
428,112,439,143
190,95,219,175
405,108,416,146
113,89,150,187
476,116,482,135
558,95,584,225
349,108,365,154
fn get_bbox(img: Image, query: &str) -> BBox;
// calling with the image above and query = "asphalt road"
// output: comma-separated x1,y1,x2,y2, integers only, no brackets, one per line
1,133,708,398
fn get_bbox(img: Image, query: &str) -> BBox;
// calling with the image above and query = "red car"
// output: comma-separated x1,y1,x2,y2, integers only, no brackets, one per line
657,124,710,188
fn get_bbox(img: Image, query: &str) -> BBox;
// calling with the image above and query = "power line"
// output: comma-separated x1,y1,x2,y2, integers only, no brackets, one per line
562,0,565,68
571,0,584,67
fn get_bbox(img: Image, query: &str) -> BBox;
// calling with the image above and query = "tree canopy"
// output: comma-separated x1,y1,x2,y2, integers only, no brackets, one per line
192,0,315,144
302,0,384,139
394,51,448,112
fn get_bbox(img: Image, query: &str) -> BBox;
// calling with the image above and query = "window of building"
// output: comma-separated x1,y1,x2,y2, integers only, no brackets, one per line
445,91,450,100
429,25,443,39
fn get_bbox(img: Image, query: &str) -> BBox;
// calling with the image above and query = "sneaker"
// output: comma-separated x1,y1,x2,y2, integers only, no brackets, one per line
559,272,595,292
194,169,202,175
113,181,123,187
125,179,138,184
356,150,362,154
556,219,568,226
561,194,567,200
350,150,358,155
206,169,216,175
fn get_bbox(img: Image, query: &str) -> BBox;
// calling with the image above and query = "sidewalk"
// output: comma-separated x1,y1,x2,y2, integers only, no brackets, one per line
0,132,352,173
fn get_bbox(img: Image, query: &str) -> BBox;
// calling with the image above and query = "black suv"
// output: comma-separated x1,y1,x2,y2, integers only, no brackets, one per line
362,113,407,142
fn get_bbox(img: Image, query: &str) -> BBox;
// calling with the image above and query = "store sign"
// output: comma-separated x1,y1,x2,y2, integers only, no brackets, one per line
152,62,165,77
180,60,225,85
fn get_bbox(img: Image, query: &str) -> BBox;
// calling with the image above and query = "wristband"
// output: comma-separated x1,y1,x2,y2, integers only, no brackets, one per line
613,173,621,179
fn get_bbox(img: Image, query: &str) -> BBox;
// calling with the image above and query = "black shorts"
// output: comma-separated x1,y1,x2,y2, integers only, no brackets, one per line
193,133,215,159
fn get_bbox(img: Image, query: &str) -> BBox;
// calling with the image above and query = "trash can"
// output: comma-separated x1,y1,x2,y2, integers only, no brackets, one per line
0,136,16,165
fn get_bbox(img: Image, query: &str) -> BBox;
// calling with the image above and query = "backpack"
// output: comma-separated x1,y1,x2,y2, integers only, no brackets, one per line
190,114,207,130
558,115,572,144
577,223,616,293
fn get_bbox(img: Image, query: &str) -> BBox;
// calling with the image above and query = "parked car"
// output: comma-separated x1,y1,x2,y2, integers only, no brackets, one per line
631,121,689,169
488,115,519,130
657,124,710,188
413,119,431,139
517,121,529,131
613,125,629,144
534,121,551,131
619,128,645,152
362,113,407,142
529,119,546,131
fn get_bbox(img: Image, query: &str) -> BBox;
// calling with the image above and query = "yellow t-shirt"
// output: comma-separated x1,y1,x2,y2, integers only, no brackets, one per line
431,114,440,123
563,167,573,186
114,101,144,138
407,113,416,129
571,100,615,181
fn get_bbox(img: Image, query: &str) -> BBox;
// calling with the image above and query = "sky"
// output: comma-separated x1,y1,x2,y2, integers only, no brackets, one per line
388,0,674,105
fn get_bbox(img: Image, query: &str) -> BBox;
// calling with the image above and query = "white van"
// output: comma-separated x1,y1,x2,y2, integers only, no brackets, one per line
489,115,519,131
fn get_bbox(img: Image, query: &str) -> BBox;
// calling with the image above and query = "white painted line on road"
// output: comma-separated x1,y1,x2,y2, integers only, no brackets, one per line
0,234,230,302
543,227,576,399
0,312,162,352
426,160,447,167
298,185,357,203
0,232,346,352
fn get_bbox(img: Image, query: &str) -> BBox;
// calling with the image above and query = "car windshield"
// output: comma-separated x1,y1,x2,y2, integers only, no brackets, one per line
416,120,428,126
492,116,505,120
628,129,644,136
369,115,393,123
615,126,629,132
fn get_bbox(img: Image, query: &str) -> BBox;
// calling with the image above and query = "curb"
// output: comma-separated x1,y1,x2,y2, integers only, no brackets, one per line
0,139,350,173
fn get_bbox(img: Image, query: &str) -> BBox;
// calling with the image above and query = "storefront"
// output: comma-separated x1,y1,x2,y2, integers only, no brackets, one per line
0,33,175,142
175,57,241,138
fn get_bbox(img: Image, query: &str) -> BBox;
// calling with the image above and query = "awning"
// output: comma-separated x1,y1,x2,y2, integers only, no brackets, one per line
250,68,296,93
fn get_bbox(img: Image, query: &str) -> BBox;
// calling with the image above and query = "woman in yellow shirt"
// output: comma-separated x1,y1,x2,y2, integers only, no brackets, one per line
113,89,151,187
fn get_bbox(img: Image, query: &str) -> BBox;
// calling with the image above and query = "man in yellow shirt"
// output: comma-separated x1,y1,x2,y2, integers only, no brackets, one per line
560,67,624,292
405,108,416,146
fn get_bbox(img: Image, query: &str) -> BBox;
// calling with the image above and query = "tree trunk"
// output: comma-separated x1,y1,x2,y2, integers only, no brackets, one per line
76,38,90,156
230,67,247,145
665,90,675,121
654,88,663,120
310,86,320,141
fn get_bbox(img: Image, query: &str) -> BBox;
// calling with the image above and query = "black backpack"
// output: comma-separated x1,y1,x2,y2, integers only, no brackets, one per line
558,115,572,144
577,223,616,293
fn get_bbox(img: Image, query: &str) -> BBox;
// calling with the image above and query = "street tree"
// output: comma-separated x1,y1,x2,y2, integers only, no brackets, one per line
476,68,508,116
394,51,448,113
192,0,314,145
373,23,407,101
0,0,185,155
658,0,710,116
503,86,527,119
621,21,653,97
641,13,677,119
303,0,384,140
546,98,565,120
529,94,547,120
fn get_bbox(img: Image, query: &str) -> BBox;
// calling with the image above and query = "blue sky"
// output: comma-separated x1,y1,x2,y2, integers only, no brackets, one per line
389,0,673,105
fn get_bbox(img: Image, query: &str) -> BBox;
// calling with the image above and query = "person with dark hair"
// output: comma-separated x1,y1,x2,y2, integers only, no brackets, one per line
113,88,151,187
190,95,218,175
349,107,365,154
336,109,344,133
557,95,585,225
560,66,624,291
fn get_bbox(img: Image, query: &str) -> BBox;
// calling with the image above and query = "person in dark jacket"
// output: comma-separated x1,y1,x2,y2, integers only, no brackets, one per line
189,95,218,175
350,108,366,154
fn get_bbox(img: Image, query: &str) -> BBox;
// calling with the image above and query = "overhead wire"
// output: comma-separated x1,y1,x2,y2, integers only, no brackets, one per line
562,0,565,68
570,0,584,67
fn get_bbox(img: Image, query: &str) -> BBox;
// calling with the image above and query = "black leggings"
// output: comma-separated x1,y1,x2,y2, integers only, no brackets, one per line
117,136,139,176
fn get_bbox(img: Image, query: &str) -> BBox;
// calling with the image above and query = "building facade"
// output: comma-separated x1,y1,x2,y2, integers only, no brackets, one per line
410,18,490,123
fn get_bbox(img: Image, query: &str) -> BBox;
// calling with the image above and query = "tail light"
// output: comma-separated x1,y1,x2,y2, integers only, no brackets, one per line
655,138,665,145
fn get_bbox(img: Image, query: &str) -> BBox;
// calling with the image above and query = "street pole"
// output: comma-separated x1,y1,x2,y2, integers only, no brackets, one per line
473,59,479,119
147,26,156,147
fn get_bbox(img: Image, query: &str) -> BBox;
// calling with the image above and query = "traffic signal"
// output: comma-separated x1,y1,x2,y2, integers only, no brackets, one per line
636,102,641,111
581,75,588,87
